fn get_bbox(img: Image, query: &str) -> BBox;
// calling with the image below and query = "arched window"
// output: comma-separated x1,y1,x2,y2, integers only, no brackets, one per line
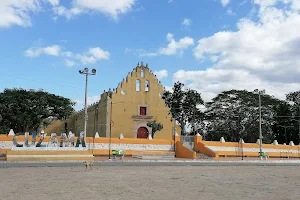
136,79,141,91
145,80,150,92
141,69,144,78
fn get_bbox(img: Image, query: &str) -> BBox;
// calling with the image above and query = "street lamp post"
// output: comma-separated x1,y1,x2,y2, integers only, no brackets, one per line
254,89,265,160
79,67,96,141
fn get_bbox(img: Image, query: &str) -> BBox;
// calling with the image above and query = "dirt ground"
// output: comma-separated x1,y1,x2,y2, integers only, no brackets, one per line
0,166,299,200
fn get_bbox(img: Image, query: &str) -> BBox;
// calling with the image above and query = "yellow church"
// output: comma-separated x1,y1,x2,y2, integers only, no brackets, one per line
45,62,179,140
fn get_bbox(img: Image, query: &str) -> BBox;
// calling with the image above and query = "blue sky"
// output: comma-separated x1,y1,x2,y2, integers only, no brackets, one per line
1,0,300,110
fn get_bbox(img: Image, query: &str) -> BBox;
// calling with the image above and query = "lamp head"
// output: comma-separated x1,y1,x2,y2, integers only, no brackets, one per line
79,70,83,74
83,68,88,73
92,68,96,74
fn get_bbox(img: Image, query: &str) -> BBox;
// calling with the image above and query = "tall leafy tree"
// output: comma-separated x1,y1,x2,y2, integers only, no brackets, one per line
271,91,300,144
204,90,282,143
162,82,204,135
0,88,75,134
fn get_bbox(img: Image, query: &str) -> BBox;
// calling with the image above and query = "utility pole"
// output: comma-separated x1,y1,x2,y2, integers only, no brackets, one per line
79,68,96,140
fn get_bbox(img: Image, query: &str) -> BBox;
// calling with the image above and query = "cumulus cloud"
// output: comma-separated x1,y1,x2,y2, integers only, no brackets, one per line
25,45,61,57
0,0,136,28
53,0,136,20
159,33,194,56
174,0,300,102
0,0,64,28
25,45,109,66
75,47,110,64
133,33,194,57
0,0,41,28
154,70,168,80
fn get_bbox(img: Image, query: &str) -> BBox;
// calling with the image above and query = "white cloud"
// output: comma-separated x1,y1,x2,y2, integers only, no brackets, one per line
168,0,174,3
25,45,109,65
0,0,41,28
221,0,230,7
65,59,77,67
0,0,136,28
154,70,168,80
182,18,192,26
173,1,300,102
0,0,63,28
25,45,61,57
159,33,194,56
43,45,61,56
54,0,136,20
134,33,194,57
75,47,110,64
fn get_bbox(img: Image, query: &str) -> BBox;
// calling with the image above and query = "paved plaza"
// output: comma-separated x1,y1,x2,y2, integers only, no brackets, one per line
0,165,299,200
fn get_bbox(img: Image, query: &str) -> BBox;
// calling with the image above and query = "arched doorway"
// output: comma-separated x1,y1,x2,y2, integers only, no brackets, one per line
137,127,149,138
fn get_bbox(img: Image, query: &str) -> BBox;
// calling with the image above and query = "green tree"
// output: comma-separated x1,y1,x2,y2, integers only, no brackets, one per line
271,91,300,144
162,82,204,135
0,88,75,134
147,120,163,138
204,90,283,143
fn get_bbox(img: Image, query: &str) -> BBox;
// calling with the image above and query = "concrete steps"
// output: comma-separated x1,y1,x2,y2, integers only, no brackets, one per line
196,153,213,159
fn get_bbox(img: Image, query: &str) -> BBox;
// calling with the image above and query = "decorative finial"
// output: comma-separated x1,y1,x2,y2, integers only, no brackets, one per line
146,63,148,67
137,62,139,67
141,61,144,66
109,88,111,91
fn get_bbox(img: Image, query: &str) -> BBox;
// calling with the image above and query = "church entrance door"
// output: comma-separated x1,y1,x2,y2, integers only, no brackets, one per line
137,127,148,138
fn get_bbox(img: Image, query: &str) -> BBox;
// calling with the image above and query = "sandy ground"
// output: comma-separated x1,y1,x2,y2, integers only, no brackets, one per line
0,166,299,200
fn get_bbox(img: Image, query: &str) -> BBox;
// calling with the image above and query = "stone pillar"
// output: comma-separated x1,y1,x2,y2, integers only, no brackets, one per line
220,137,225,143
175,132,180,143
194,133,202,144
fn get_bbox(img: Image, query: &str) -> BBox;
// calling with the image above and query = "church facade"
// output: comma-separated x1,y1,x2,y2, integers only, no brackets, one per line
45,62,179,140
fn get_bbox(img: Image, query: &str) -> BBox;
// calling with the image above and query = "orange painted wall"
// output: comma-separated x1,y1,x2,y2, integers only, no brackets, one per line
175,141,196,159
193,136,300,158
194,142,219,159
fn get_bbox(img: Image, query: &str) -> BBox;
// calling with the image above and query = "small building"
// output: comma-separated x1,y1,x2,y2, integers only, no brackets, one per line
45,62,180,140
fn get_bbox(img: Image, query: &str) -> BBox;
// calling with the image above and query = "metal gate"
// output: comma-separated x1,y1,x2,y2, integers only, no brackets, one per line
180,135,194,151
